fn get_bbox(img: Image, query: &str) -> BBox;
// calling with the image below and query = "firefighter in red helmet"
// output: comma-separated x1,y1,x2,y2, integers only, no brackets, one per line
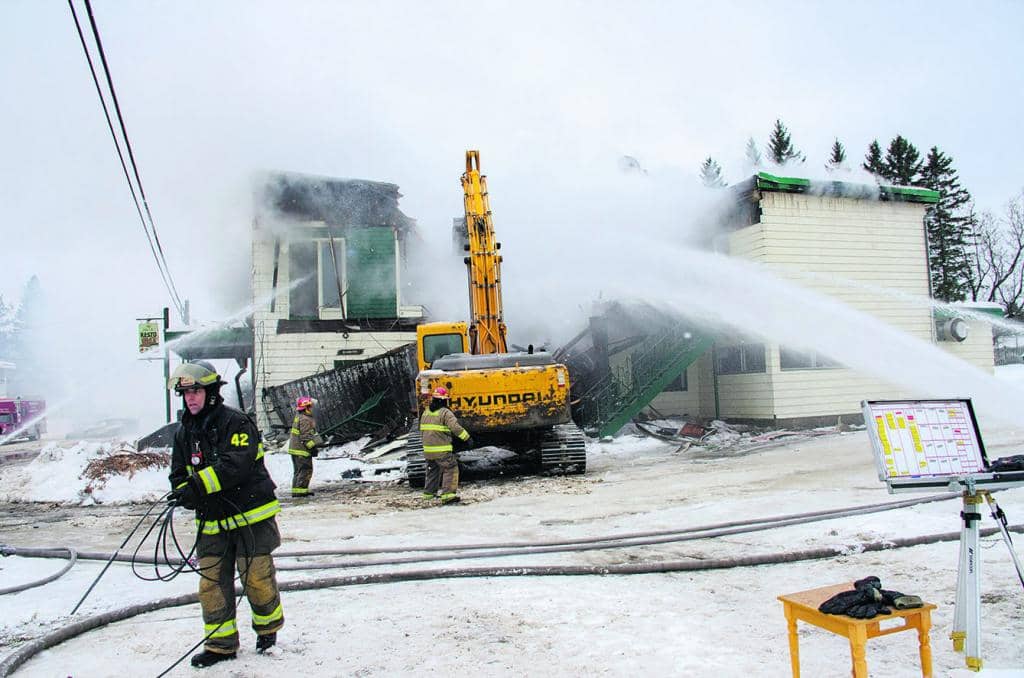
419,386,473,504
288,396,324,497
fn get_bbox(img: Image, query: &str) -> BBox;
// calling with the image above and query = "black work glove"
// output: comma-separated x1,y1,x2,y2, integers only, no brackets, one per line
819,589,869,615
169,477,202,510
310,448,319,458
464,437,475,448
845,602,891,619
854,576,882,593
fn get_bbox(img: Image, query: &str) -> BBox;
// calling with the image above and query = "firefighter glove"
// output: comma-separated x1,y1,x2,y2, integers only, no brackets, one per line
845,601,891,619
464,437,475,448
170,478,202,510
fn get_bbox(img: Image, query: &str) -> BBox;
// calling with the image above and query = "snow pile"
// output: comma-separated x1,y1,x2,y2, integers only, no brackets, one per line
0,440,169,505
0,436,403,505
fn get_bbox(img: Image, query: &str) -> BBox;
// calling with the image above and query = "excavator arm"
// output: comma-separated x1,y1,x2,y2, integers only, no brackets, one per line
461,150,508,355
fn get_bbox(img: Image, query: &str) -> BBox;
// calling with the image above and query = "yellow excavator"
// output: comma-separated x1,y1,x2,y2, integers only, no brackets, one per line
405,150,586,487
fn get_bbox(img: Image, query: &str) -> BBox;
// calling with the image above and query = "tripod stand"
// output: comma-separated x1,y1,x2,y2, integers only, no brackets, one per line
950,485,1024,672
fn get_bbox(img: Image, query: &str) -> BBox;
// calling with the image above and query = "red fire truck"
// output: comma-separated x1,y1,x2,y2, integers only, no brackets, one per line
0,397,46,442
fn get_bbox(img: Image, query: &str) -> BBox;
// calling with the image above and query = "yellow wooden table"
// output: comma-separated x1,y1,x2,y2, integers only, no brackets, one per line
778,582,937,678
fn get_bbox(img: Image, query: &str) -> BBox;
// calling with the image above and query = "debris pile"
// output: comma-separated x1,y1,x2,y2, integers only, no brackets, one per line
632,416,855,457
82,447,171,491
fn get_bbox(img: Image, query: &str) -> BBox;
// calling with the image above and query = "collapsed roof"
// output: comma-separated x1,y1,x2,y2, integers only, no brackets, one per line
260,171,417,232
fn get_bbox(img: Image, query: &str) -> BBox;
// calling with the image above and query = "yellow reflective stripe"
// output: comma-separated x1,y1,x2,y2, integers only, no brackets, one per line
198,373,219,385
289,448,311,457
290,428,300,435
256,442,265,461
205,619,237,638
420,424,450,432
198,467,221,494
196,500,281,535
291,487,310,495
252,604,283,626
305,440,316,449
458,430,470,441
423,444,453,453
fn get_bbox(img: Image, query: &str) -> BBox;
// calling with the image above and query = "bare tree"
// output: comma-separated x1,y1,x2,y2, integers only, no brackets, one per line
969,190,1024,319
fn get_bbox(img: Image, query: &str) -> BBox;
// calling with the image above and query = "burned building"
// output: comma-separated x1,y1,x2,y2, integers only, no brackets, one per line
251,171,425,434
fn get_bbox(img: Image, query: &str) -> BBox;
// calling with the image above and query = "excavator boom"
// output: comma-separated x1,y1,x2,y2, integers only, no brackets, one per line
461,150,508,355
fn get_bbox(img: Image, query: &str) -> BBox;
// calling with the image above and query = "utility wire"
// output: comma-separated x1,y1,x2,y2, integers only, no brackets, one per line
67,0,187,323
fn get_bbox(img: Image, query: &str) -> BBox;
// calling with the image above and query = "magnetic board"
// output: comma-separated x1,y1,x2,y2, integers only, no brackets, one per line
862,399,989,483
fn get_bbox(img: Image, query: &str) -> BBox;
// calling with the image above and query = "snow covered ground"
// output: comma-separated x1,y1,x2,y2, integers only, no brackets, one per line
2,385,1024,676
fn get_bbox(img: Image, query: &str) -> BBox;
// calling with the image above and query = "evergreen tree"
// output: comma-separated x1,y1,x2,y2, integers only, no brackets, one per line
744,137,762,168
882,135,922,186
920,147,974,301
0,295,14,361
699,157,727,188
766,119,804,165
825,138,847,172
9,276,45,395
862,139,885,179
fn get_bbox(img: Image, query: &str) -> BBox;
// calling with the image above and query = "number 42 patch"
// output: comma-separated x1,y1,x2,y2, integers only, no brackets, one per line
230,433,250,447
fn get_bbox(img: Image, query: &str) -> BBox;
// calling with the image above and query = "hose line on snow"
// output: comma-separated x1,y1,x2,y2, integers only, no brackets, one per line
0,547,77,596
2,523,1021,677
0,492,959,574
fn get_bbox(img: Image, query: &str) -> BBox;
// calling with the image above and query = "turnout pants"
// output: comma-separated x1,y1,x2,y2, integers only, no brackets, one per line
196,517,284,654
424,452,459,496
290,453,313,496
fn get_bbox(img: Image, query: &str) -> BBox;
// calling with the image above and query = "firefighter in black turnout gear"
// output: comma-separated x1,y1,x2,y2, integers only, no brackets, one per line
168,361,284,668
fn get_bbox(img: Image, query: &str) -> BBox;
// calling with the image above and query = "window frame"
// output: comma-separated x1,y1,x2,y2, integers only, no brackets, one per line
715,342,766,375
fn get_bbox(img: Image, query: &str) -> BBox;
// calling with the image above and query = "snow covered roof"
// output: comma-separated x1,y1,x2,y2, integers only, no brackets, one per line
735,171,940,204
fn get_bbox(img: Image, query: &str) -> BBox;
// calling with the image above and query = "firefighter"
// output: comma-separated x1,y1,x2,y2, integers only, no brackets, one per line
288,396,324,497
167,360,284,668
419,386,472,504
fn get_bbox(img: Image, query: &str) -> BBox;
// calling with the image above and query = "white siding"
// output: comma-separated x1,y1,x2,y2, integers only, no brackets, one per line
939,318,995,374
731,191,934,421
649,362,704,419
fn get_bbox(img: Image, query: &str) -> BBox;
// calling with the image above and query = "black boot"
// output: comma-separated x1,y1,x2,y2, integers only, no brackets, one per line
256,632,277,654
190,649,237,668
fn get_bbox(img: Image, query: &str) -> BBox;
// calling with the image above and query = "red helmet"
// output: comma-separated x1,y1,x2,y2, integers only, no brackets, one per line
296,396,314,411
432,387,449,399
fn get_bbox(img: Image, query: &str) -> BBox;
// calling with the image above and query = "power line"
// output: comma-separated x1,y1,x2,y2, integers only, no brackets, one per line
67,0,187,323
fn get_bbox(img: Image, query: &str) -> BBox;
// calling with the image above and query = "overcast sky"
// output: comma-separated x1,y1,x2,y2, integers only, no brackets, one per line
2,1,1022,429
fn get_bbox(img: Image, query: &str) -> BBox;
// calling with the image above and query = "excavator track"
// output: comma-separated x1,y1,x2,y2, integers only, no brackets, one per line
539,423,587,475
403,431,426,488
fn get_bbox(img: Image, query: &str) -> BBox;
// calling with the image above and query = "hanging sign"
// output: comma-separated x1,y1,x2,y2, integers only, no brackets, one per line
138,321,161,353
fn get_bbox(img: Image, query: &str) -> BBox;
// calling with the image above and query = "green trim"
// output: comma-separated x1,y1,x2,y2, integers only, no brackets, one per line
288,448,311,457
598,334,715,439
935,305,1005,321
880,185,940,203
756,172,811,190
754,171,939,204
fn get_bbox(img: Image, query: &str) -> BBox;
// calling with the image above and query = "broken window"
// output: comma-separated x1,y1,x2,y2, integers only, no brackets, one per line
288,241,318,320
663,368,688,392
319,239,346,312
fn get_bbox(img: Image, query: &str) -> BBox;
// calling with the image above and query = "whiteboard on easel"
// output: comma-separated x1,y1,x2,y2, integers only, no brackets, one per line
862,399,989,483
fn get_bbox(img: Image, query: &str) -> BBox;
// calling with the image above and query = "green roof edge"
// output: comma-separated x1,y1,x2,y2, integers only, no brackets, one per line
754,171,939,204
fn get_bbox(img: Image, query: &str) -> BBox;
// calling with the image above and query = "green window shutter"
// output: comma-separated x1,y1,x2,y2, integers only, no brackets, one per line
345,228,396,318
